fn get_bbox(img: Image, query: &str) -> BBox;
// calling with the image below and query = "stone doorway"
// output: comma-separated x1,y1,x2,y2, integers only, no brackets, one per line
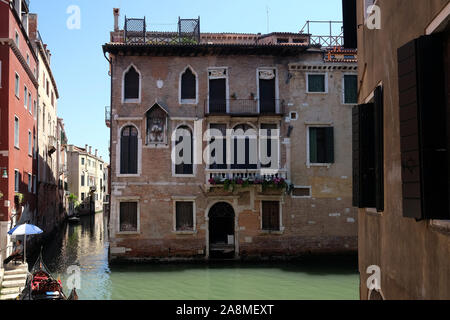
208,202,235,259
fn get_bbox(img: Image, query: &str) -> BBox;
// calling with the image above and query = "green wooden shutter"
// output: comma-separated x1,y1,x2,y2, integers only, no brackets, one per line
325,127,335,163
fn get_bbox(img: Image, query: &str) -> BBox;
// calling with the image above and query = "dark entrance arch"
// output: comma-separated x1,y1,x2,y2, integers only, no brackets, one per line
208,202,235,258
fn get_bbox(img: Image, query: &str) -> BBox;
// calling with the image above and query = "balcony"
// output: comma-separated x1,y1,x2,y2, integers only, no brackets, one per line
204,99,284,116
105,106,111,127
206,169,287,185
48,135,57,154
124,17,200,44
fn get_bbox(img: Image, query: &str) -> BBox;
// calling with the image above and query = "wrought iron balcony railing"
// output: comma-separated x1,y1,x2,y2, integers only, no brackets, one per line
204,99,284,116
123,17,200,44
206,169,287,185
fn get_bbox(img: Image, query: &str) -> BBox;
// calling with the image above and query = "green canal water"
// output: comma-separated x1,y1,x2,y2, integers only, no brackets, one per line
34,212,359,300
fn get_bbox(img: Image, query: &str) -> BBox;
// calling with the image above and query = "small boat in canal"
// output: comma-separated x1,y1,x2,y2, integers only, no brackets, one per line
18,252,78,300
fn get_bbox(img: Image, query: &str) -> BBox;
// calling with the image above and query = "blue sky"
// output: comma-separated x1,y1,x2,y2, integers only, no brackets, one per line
29,0,343,161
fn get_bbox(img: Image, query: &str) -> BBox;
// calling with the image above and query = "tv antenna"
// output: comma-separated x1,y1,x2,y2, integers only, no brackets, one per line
266,6,270,33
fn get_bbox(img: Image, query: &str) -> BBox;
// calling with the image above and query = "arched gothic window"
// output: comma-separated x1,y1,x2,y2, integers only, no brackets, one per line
181,68,196,101
124,66,140,100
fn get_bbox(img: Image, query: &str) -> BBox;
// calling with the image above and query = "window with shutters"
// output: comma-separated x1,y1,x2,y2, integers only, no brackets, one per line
231,124,258,170
397,32,449,220
175,201,195,232
208,68,227,114
123,65,140,102
307,73,327,93
261,201,281,231
308,127,334,165
343,74,358,104
119,202,138,233
120,125,138,174
352,86,384,211
258,68,277,113
146,104,168,146
174,126,194,175
180,67,197,104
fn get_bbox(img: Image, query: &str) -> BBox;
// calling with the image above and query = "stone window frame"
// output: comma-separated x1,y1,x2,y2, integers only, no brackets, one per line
291,185,312,199
258,197,285,234
256,67,280,113
172,123,196,178
116,122,142,177
305,123,334,168
207,67,229,113
306,72,329,94
121,63,142,104
179,65,199,105
172,196,197,235
342,72,358,105
117,198,141,235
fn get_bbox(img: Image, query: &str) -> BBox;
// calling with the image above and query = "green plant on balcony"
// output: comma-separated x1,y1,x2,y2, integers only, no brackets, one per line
209,176,289,193
15,192,24,205
68,193,78,204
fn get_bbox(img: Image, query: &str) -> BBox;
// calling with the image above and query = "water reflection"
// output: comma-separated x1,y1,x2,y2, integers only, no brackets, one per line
32,212,359,300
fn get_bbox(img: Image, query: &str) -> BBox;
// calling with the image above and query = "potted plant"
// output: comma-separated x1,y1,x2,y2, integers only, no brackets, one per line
14,192,24,205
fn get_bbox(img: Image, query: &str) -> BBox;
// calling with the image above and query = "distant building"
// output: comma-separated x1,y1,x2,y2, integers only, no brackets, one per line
343,0,450,299
66,145,107,214
103,10,358,262
0,0,38,264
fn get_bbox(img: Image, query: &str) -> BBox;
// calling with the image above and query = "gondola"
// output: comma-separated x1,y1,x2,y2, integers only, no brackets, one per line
18,251,78,300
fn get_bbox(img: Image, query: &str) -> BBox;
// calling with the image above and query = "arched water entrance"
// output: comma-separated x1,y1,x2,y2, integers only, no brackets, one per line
208,202,235,259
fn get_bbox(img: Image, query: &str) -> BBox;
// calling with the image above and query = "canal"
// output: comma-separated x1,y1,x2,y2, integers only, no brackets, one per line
32,212,359,300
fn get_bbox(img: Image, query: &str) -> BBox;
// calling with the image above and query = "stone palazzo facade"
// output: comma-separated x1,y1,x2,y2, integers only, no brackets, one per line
104,10,358,261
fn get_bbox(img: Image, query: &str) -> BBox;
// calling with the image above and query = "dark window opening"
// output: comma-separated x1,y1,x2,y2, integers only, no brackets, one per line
120,126,138,174
124,66,139,100
120,202,138,232
231,124,257,170
175,202,194,231
277,38,289,43
209,124,227,170
181,68,196,100
308,74,326,92
260,123,277,168
309,127,334,164
344,74,358,104
209,78,226,113
262,201,280,231
175,126,193,175
259,71,276,113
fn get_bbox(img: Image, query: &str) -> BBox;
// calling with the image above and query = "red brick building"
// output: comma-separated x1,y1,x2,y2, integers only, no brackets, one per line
0,0,38,263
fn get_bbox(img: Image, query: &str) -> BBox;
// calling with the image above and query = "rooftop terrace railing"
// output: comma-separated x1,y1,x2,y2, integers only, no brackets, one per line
124,16,200,44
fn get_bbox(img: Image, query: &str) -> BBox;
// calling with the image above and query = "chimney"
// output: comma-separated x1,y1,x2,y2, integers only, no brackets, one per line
85,144,88,151
95,149,98,157
89,146,92,154
113,8,120,32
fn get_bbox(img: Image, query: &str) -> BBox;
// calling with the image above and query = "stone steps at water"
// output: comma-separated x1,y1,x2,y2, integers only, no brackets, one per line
1,286,23,295
0,293,20,300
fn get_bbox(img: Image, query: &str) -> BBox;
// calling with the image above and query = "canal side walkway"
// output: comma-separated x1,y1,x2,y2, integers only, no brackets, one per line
0,263,28,300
